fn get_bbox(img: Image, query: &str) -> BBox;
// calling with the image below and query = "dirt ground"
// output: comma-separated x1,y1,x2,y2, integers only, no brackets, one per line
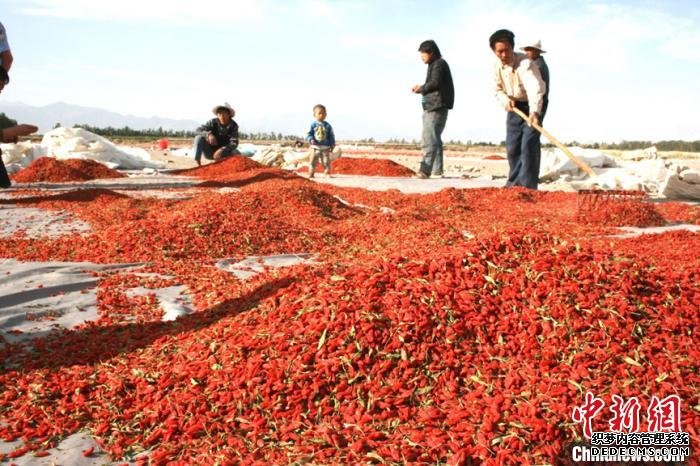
145,143,700,185
145,144,513,178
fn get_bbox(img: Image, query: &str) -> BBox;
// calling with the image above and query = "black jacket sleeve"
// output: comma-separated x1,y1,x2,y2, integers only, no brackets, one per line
421,60,445,95
197,119,216,136
224,122,239,151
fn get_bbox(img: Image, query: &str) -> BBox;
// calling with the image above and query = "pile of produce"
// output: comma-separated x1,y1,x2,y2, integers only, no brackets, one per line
11,157,126,182
577,190,667,227
298,157,415,177
174,156,265,177
0,160,697,464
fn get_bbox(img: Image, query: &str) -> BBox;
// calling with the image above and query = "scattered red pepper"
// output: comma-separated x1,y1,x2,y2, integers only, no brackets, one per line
11,157,126,182
298,157,415,177
0,159,697,464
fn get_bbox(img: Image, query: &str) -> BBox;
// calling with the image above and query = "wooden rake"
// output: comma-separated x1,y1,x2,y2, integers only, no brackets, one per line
512,107,596,177
510,108,652,218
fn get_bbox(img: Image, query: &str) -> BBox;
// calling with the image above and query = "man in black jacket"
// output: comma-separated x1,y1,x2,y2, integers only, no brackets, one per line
412,40,454,178
193,102,240,166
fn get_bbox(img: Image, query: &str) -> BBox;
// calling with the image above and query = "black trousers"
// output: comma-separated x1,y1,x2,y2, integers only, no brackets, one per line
0,149,10,187
505,101,541,190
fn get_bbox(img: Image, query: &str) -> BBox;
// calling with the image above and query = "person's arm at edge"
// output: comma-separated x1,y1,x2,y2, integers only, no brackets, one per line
1,124,38,143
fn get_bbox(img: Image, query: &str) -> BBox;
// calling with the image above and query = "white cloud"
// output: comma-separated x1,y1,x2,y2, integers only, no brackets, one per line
5,0,700,142
15,0,271,24
301,0,336,22
338,32,418,65
658,20,700,63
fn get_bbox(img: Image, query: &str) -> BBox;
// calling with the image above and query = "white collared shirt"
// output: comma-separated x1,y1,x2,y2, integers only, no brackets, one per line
493,52,546,114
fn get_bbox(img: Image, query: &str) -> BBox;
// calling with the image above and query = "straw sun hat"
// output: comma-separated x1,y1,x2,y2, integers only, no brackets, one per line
520,40,546,53
212,102,235,116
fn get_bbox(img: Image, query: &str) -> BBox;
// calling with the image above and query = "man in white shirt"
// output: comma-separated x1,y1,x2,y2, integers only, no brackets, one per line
490,29,546,190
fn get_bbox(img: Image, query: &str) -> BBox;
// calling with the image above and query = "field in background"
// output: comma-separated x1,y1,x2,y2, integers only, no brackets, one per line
18,135,700,162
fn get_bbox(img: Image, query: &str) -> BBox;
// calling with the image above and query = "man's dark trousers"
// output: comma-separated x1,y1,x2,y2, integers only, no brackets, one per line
505,102,541,190
0,152,10,188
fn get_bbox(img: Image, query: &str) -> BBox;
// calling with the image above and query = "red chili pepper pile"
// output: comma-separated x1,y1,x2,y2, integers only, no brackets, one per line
174,156,265,177
298,157,415,177
601,229,700,272
579,195,667,228
11,157,126,182
0,160,698,464
655,200,700,225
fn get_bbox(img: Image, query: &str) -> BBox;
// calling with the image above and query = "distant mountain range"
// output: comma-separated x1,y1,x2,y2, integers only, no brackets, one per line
0,101,201,134
0,100,448,142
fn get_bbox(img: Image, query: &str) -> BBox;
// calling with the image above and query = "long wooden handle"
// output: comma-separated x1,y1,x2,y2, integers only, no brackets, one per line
512,107,596,177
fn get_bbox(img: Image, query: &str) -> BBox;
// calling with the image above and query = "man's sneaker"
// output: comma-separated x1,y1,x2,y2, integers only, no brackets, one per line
431,172,444,178
412,171,428,179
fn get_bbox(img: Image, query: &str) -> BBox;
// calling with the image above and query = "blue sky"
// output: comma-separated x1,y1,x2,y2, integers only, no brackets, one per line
1,0,699,143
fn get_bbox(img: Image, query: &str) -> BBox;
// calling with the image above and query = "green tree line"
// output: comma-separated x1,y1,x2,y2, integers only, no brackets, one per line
7,120,689,151
72,123,302,141
73,124,194,138
596,140,700,152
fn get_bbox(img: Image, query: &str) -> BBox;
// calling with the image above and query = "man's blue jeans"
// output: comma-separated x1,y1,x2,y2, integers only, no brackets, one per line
420,108,448,176
505,104,541,190
193,135,239,164
193,135,215,163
